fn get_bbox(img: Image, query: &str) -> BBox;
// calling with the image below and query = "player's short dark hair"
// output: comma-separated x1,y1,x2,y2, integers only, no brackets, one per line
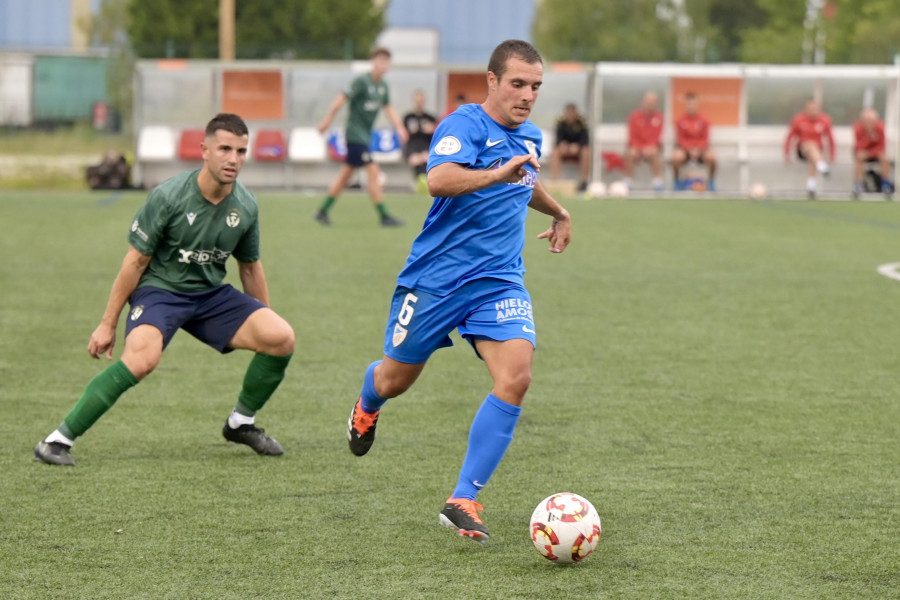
205,113,248,138
370,47,391,60
685,92,697,101
487,39,542,81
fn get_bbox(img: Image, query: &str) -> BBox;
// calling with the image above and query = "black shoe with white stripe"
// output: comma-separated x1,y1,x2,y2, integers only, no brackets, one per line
222,422,284,456
34,441,76,466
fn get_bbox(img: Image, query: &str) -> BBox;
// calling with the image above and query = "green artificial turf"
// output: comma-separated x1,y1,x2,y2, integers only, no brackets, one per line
1,191,897,599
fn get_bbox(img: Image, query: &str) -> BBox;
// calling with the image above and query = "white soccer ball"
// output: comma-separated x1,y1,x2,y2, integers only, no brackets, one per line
608,180,629,197
585,181,607,199
530,492,602,564
748,182,768,199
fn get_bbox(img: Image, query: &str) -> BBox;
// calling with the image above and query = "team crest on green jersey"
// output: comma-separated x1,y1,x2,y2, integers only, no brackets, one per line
225,209,240,228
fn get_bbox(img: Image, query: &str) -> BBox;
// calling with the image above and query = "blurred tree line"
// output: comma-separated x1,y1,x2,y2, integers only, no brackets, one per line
534,0,900,65
89,0,384,61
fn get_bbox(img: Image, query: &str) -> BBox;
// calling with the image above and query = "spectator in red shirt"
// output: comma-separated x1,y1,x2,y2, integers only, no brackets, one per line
671,92,717,191
624,91,664,192
853,107,893,198
784,98,835,198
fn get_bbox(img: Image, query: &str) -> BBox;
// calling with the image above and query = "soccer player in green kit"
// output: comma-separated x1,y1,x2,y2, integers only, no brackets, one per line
315,47,409,227
33,113,295,466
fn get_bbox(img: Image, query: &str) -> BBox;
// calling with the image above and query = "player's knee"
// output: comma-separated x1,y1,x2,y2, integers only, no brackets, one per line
498,368,532,401
271,323,295,356
122,351,160,380
260,319,295,356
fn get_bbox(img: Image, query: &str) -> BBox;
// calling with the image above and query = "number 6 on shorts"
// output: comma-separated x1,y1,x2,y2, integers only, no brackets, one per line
398,292,418,326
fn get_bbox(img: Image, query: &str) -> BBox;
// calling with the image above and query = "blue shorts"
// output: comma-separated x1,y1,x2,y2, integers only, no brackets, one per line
382,279,536,364
345,142,372,167
125,285,265,353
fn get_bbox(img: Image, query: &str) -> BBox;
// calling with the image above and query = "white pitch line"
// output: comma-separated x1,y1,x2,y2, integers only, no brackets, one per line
876,262,900,282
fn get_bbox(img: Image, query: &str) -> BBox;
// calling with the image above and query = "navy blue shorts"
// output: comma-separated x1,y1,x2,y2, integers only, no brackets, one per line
125,285,265,353
345,142,372,167
382,279,536,364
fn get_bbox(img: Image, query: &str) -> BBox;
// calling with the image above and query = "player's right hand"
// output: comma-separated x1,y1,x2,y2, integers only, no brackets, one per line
88,323,116,360
498,154,540,184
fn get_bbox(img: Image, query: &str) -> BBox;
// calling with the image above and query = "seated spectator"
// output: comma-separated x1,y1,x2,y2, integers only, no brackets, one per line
853,107,893,198
784,98,834,199
549,103,591,192
624,91,664,192
671,92,717,191
402,90,437,194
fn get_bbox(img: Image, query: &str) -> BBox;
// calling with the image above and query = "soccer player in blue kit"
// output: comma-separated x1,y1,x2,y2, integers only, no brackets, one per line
346,40,572,541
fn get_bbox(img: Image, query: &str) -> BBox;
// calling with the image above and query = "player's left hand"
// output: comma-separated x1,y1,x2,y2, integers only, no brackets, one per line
397,127,409,145
537,211,571,254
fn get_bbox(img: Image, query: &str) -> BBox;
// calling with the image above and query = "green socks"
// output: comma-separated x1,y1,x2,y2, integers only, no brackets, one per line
235,353,293,416
60,360,139,439
321,195,392,218
55,353,289,440
319,196,336,213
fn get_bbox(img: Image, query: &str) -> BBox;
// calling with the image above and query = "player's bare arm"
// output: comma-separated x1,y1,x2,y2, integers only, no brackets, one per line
529,181,571,254
383,105,409,145
89,246,151,360
238,260,271,307
428,154,540,197
317,94,347,134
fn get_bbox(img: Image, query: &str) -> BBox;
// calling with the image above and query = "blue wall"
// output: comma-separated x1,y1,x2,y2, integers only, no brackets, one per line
0,0,102,49
386,0,537,64
0,0,71,48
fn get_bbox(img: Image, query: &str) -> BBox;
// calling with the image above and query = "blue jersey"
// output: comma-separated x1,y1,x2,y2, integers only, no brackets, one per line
395,104,542,296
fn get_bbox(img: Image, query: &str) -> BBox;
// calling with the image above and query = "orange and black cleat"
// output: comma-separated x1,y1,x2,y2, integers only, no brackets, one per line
439,498,490,542
347,398,380,456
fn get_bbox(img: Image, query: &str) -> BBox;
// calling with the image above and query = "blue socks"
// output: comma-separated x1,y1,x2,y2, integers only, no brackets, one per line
452,393,522,500
359,360,387,414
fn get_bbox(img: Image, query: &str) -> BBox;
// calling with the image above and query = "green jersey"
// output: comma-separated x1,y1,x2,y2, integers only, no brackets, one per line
344,73,390,144
128,169,260,293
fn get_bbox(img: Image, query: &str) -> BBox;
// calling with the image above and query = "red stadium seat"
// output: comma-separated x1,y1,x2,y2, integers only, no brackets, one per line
601,151,625,172
177,129,205,161
253,129,287,162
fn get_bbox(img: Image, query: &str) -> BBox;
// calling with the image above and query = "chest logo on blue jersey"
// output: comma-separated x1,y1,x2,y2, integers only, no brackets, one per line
434,136,462,155
225,209,240,228
524,140,537,158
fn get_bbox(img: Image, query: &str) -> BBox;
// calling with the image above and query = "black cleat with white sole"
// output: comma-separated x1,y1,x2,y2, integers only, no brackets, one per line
34,441,76,466
222,422,284,455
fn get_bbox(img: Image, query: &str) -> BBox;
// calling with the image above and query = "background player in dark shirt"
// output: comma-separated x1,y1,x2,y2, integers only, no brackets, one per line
402,90,437,194
549,103,590,192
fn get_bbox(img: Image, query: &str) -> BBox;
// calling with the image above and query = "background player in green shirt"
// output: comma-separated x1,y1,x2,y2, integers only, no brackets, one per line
34,113,295,466
315,47,409,227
